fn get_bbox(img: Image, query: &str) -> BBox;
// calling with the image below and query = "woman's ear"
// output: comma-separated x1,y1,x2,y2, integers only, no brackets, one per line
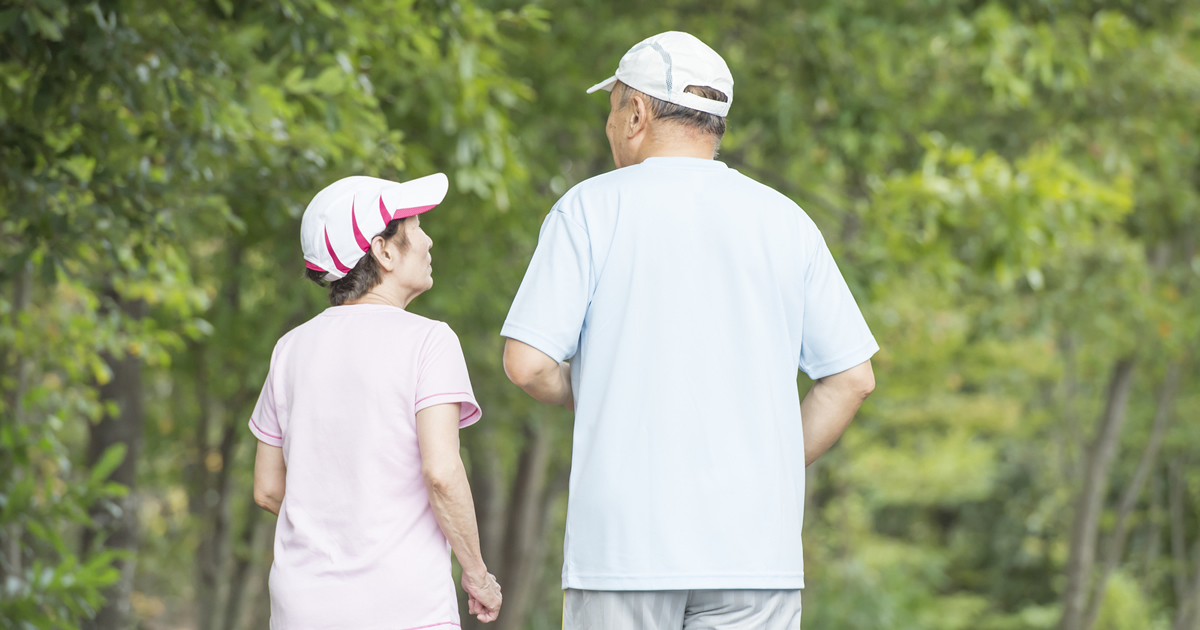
371,235,395,271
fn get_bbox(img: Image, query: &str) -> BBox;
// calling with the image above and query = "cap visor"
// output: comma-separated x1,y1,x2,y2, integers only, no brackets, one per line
381,172,449,221
586,76,618,94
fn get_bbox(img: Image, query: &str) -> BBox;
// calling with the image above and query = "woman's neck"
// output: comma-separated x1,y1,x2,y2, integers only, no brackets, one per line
344,283,415,309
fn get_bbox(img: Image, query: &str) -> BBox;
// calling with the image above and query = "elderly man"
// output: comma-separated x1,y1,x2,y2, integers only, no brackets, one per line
501,31,877,629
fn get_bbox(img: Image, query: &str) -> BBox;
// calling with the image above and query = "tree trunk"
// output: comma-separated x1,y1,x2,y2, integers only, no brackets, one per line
249,539,274,630
195,417,244,630
1173,541,1200,630
467,424,506,568
1059,358,1136,630
1170,459,1189,606
236,516,275,630
82,296,148,630
195,241,247,630
222,493,264,630
461,419,568,630
497,423,555,630
192,344,218,630
1,262,33,588
1082,362,1181,630
1059,334,1082,482
1142,466,1165,595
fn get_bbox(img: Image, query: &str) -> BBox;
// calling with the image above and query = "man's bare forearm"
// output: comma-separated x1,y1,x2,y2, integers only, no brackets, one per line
801,360,875,466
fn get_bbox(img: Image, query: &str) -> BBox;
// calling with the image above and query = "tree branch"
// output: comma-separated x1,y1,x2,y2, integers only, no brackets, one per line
1083,361,1182,630
1059,357,1137,630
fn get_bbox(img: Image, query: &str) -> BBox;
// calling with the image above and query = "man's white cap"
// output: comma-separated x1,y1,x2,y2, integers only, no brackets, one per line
301,174,448,281
587,31,733,118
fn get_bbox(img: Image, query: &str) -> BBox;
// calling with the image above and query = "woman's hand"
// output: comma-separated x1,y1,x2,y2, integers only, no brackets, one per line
462,570,502,622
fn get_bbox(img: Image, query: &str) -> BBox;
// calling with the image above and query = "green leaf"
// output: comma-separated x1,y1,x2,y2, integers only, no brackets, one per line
59,155,96,184
314,0,338,18
311,66,345,95
88,444,127,484
26,7,62,41
283,66,311,94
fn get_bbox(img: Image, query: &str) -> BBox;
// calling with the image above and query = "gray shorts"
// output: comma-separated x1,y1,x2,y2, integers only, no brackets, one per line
562,589,802,630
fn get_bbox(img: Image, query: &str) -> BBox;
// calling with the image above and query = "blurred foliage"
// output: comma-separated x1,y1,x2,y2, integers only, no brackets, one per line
1,0,1199,629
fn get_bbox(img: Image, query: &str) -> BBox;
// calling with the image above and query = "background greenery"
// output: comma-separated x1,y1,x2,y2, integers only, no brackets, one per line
1,1,1198,629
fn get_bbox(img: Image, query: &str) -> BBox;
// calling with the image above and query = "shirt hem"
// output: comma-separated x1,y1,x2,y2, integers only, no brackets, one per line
802,338,880,380
414,393,482,428
499,323,572,363
248,418,283,447
562,573,805,591
271,619,459,630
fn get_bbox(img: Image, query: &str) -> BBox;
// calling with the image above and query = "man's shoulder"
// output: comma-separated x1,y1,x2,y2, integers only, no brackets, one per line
559,167,635,201
723,168,807,211
547,169,632,225
553,162,816,230
568,162,799,203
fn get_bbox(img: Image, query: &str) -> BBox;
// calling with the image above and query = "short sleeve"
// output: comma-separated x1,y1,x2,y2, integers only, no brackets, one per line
248,343,285,447
415,323,482,428
798,225,879,380
500,206,592,361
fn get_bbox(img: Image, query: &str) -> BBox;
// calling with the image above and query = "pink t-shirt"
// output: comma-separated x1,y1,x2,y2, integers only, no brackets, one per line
248,304,481,630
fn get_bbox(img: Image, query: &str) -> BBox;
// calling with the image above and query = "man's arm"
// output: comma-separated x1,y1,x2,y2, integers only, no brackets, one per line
503,338,573,409
253,441,286,515
801,359,875,466
416,403,502,623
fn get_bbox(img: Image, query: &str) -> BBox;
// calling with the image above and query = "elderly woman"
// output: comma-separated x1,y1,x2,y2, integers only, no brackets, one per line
249,174,502,628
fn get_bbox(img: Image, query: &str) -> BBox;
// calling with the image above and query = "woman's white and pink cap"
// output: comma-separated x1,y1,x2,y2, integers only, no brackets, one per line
301,174,449,281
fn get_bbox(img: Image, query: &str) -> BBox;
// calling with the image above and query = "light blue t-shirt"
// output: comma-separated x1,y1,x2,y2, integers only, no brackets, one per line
502,156,878,591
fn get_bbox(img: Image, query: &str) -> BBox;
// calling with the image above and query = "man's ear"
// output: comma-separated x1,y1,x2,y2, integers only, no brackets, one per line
627,93,648,137
371,235,395,271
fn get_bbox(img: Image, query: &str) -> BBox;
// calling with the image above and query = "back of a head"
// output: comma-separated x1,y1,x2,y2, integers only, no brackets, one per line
618,82,729,143
589,31,734,147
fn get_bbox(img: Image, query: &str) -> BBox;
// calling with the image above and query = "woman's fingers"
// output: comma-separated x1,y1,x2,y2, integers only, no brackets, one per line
462,571,502,621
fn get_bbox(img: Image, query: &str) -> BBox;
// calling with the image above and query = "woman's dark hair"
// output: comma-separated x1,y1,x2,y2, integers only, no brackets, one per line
305,217,410,306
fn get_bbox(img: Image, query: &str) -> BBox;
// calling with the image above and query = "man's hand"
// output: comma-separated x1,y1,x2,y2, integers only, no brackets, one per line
462,569,502,623
503,338,573,408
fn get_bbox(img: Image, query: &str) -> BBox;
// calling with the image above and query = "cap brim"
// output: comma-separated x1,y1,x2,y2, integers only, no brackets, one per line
381,172,449,221
586,76,619,94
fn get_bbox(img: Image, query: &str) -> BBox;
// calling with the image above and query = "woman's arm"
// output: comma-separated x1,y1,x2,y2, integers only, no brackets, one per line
416,403,502,623
253,441,286,515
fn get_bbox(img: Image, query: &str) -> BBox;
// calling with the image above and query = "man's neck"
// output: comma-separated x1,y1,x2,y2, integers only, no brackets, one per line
632,128,717,164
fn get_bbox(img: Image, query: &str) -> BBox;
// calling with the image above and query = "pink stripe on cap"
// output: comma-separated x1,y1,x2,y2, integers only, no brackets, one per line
391,204,438,220
324,227,352,274
351,199,371,251
379,196,392,224
305,261,326,272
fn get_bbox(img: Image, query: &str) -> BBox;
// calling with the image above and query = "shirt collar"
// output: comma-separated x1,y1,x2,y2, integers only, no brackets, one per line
640,157,728,169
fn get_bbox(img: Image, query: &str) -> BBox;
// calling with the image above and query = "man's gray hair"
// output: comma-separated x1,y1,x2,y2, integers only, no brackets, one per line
618,82,729,141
